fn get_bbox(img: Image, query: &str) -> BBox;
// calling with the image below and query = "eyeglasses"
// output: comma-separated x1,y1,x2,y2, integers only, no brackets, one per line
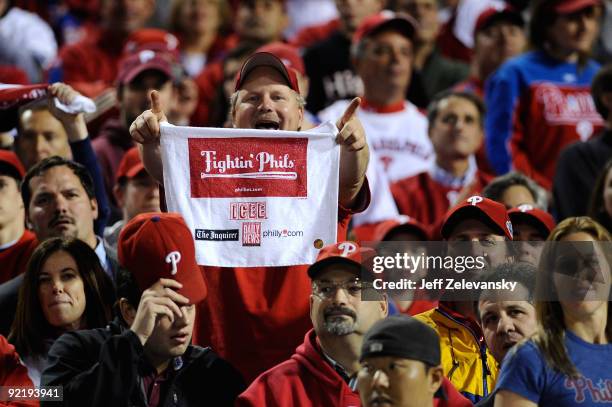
312,279,372,299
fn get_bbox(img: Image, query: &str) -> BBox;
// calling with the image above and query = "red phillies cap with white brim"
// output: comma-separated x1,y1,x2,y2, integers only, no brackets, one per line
441,195,513,240
308,241,376,279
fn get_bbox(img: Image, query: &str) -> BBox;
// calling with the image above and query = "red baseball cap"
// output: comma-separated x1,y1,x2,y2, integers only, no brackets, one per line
374,216,430,241
256,42,305,75
116,147,147,183
441,195,513,240
117,49,175,85
124,29,180,58
308,241,376,279
353,10,418,45
118,213,207,304
234,52,300,93
508,204,556,237
474,5,524,35
0,150,25,179
552,0,601,14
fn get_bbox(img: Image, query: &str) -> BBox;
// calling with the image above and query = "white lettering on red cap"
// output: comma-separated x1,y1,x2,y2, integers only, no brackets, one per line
165,251,182,275
139,50,155,64
517,204,534,212
506,221,513,237
338,242,357,257
467,196,483,206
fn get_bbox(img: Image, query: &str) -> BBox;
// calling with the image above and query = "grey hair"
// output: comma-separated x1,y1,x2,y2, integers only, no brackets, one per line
229,89,306,119
482,171,548,209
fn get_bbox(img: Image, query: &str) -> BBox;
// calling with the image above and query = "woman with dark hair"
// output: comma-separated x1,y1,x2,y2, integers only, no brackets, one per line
8,237,115,387
493,217,611,406
485,0,604,191
588,159,612,233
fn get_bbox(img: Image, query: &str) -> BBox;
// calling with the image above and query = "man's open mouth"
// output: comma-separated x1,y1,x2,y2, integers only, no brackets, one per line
255,120,280,130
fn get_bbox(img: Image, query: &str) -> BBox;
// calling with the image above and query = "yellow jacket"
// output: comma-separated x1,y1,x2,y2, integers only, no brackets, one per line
414,303,498,404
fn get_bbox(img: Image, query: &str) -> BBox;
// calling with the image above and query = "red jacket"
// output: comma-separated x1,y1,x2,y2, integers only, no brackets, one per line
0,230,37,284
236,329,361,407
193,189,370,384
236,329,473,407
391,171,491,228
0,335,38,407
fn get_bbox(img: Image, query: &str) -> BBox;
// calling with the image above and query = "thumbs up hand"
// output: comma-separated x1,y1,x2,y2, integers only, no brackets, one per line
130,90,168,145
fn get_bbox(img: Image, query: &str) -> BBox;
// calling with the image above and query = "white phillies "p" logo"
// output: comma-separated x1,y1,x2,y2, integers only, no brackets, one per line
517,204,534,212
337,242,357,257
165,251,182,275
467,196,483,206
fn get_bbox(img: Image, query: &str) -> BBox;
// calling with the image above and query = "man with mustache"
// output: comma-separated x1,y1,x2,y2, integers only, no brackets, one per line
130,52,370,382
235,241,384,406
21,156,115,279
237,241,471,406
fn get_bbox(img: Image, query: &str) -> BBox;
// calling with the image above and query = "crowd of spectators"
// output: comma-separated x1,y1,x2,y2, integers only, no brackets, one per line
0,0,611,406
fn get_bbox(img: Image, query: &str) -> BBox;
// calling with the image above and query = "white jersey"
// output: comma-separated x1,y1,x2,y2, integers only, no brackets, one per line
318,100,433,181
352,149,400,227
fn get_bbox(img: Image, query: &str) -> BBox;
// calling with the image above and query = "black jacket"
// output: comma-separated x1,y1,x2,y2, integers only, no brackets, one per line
40,318,245,407
553,129,612,220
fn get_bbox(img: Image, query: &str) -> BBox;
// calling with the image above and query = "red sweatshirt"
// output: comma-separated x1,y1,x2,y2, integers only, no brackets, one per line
391,171,491,228
236,329,361,407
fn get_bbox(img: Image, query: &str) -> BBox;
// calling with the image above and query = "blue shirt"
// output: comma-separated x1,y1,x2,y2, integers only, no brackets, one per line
495,330,612,405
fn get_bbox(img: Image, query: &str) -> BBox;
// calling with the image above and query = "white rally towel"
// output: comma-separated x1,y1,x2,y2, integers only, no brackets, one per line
160,121,340,267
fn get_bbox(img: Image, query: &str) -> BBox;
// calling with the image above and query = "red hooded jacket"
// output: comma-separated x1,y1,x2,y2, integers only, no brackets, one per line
236,329,361,407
